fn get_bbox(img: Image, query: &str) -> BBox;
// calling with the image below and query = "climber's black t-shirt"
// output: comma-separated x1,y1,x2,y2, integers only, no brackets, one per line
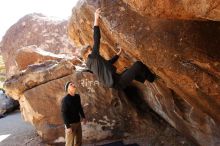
86,26,119,87
61,94,85,128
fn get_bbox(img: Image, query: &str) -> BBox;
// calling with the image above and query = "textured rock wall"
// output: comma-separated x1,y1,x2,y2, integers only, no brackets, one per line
122,0,220,20
4,60,195,145
15,46,78,71
68,0,220,145
0,13,76,77
1,0,220,145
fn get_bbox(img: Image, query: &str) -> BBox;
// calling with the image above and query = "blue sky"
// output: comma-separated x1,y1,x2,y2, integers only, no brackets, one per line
0,0,78,41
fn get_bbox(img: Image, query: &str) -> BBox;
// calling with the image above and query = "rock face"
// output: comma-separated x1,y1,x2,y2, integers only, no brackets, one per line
4,60,195,145
4,60,74,100
4,60,73,142
15,45,76,71
123,0,220,21
0,90,19,115
0,13,77,77
68,0,220,146
2,0,220,145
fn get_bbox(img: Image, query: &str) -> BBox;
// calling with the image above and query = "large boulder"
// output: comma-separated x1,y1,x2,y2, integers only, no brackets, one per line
15,45,78,71
4,60,74,100
122,0,220,21
0,13,77,77
4,60,195,145
68,0,220,146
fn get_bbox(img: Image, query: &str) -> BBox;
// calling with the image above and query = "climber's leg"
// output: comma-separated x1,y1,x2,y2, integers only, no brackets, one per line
115,61,155,89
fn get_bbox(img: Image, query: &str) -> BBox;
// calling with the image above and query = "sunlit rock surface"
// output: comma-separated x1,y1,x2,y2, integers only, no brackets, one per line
2,0,220,145
68,0,220,145
4,60,195,145
4,60,74,100
123,0,220,20
0,13,77,77
15,45,77,71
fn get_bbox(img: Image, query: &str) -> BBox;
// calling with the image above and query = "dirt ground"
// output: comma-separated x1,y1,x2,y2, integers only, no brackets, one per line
0,110,195,146
0,110,44,146
0,111,140,146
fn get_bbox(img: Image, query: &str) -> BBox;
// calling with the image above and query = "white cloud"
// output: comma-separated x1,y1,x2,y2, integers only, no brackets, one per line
0,0,79,41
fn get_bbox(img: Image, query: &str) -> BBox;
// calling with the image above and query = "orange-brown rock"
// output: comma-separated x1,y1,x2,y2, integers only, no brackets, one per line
15,45,77,71
4,60,74,100
68,0,220,145
3,60,195,145
0,13,77,77
1,0,219,145
122,0,220,21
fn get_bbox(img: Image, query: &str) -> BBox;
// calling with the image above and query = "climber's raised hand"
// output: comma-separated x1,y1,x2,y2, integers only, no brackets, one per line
95,8,101,19
117,47,122,56
94,8,101,26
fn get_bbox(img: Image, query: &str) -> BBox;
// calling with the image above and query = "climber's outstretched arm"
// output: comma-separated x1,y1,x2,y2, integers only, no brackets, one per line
108,47,122,64
91,8,101,55
108,55,119,64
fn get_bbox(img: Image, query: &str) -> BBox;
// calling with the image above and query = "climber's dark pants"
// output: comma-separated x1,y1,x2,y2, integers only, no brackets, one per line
113,61,155,90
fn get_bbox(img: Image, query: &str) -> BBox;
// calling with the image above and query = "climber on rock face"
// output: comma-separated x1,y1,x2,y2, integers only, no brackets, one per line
81,8,156,89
